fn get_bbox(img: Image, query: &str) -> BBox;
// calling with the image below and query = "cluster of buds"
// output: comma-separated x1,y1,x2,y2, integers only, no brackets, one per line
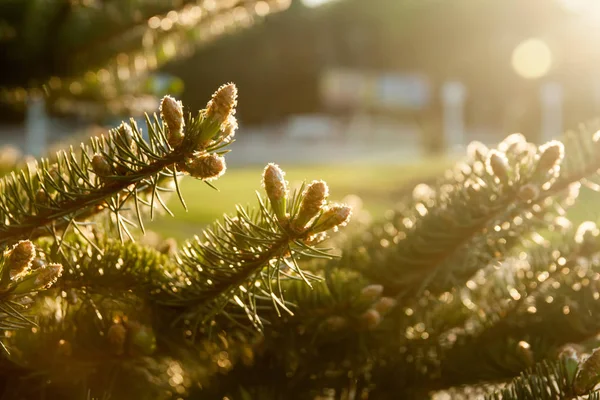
480,133,565,191
358,284,397,331
262,163,352,238
0,240,63,295
196,83,238,148
162,84,238,183
165,83,238,152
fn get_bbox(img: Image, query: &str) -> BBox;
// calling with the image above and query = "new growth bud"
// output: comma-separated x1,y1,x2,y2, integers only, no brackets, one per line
535,140,564,175
115,122,134,154
5,240,36,281
292,180,329,230
196,83,239,149
160,95,185,148
359,309,382,330
310,204,352,233
183,153,226,181
499,132,526,153
360,284,384,302
11,263,63,295
467,141,488,162
486,150,510,184
263,163,288,222
92,154,112,178
206,83,238,125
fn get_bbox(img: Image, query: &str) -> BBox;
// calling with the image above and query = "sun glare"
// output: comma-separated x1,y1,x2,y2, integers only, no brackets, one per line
511,38,553,79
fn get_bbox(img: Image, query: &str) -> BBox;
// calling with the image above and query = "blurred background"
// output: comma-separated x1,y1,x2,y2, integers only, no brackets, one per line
1,0,600,237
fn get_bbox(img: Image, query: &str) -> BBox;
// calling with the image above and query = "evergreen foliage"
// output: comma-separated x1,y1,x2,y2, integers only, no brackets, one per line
4,87,600,399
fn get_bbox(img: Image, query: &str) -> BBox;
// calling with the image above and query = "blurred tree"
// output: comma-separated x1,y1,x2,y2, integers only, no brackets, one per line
170,0,600,139
0,0,291,118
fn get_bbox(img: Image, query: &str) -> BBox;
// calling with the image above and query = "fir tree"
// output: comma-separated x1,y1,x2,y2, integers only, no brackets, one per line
5,2,600,400
4,87,600,399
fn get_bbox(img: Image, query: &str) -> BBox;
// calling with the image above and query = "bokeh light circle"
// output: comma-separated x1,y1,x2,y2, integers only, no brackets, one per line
511,38,553,79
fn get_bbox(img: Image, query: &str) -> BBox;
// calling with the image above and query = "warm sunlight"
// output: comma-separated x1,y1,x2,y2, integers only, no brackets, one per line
511,38,553,79
558,0,600,16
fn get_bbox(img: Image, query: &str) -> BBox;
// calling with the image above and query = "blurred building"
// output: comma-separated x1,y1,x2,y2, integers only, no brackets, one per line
167,0,600,144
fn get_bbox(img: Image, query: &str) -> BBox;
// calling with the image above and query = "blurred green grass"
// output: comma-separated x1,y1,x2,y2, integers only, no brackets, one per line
146,158,452,240
146,158,600,241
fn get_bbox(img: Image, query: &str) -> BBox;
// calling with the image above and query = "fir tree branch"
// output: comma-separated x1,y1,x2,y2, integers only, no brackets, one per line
0,85,237,247
40,166,350,335
342,133,580,299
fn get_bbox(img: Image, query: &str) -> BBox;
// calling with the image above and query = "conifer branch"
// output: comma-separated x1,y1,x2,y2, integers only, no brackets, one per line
342,132,580,298
0,85,237,247
39,165,350,335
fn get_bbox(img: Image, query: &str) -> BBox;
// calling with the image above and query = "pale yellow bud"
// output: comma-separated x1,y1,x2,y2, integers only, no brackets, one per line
466,141,488,162
360,284,384,302
33,263,63,288
206,83,238,125
359,309,381,330
12,263,62,294
160,95,185,148
263,163,288,222
6,240,36,280
183,153,226,181
115,122,134,154
498,133,526,153
292,180,329,230
310,203,352,233
486,150,510,184
535,140,564,175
